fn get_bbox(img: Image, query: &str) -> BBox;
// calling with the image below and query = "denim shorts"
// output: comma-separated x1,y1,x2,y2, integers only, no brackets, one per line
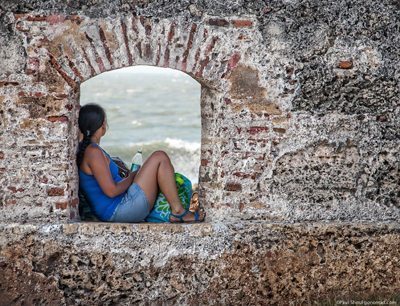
109,183,151,223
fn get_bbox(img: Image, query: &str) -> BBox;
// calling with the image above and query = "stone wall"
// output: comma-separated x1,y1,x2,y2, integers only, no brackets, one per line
1,221,399,305
0,0,399,304
0,0,398,223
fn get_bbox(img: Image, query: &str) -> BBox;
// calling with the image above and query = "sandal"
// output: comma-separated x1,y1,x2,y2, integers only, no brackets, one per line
170,209,206,223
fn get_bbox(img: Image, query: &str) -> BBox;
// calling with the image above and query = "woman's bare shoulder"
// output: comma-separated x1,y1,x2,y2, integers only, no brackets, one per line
85,144,105,159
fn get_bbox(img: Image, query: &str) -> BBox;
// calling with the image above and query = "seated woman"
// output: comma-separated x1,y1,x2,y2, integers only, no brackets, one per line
77,103,206,223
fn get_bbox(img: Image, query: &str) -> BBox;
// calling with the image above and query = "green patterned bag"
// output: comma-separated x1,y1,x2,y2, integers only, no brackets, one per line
145,172,193,223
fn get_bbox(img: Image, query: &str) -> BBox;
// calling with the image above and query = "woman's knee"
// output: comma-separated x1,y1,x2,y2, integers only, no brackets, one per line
150,150,170,162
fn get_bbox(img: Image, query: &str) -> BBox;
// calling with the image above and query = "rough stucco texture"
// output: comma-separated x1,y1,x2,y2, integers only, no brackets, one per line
1,221,400,305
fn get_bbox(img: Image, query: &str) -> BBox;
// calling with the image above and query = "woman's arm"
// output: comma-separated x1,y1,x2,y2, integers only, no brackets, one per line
86,146,135,197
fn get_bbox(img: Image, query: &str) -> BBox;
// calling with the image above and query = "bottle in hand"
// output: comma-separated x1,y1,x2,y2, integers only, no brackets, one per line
131,148,143,172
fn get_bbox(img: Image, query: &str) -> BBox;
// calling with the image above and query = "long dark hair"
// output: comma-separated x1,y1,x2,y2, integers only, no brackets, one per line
76,103,106,168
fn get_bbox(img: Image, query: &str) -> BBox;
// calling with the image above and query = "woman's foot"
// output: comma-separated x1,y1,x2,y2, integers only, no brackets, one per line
169,207,206,223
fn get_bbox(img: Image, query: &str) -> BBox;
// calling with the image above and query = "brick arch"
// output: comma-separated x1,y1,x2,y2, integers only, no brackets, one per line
7,13,283,222
22,15,246,88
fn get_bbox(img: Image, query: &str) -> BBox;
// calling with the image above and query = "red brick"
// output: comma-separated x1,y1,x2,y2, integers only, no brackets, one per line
248,126,269,135
99,27,113,66
338,60,353,69
33,92,46,98
203,28,208,39
208,19,229,27
48,53,78,90
206,36,218,54
65,55,84,81
224,52,241,76
144,43,152,59
7,186,24,193
194,36,217,76
238,34,250,40
163,46,170,67
71,198,79,208
168,22,176,42
121,19,133,65
47,115,68,122
55,201,68,210
46,15,66,25
231,20,253,28
273,127,286,134
96,50,106,72
233,172,260,180
5,199,17,206
145,23,152,36
191,48,203,73
84,32,106,73
225,182,242,191
26,15,47,22
201,159,209,166
195,58,210,78
181,23,197,72
16,90,45,98
47,187,65,196
14,14,26,20
17,14,66,24
135,41,142,59
7,186,17,193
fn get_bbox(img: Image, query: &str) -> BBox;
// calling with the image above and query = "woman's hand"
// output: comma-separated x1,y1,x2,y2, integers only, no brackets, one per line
87,146,138,197
128,170,137,183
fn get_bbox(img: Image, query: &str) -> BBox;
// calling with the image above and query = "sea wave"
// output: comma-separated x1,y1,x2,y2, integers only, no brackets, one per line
165,137,200,152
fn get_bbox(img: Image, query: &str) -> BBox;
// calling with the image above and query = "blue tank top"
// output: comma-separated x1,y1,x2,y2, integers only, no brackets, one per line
78,143,125,221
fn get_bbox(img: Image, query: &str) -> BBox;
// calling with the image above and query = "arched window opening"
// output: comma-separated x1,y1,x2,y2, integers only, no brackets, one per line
78,65,201,221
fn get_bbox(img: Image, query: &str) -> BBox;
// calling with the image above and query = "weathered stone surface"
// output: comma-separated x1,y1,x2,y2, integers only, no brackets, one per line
0,0,398,224
228,64,266,101
1,221,399,305
0,12,26,76
263,1,400,115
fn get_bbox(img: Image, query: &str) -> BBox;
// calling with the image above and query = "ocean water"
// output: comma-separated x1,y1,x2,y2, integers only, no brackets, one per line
80,66,201,184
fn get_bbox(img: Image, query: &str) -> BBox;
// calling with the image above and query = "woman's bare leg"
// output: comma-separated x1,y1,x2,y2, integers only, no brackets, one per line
133,150,205,222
